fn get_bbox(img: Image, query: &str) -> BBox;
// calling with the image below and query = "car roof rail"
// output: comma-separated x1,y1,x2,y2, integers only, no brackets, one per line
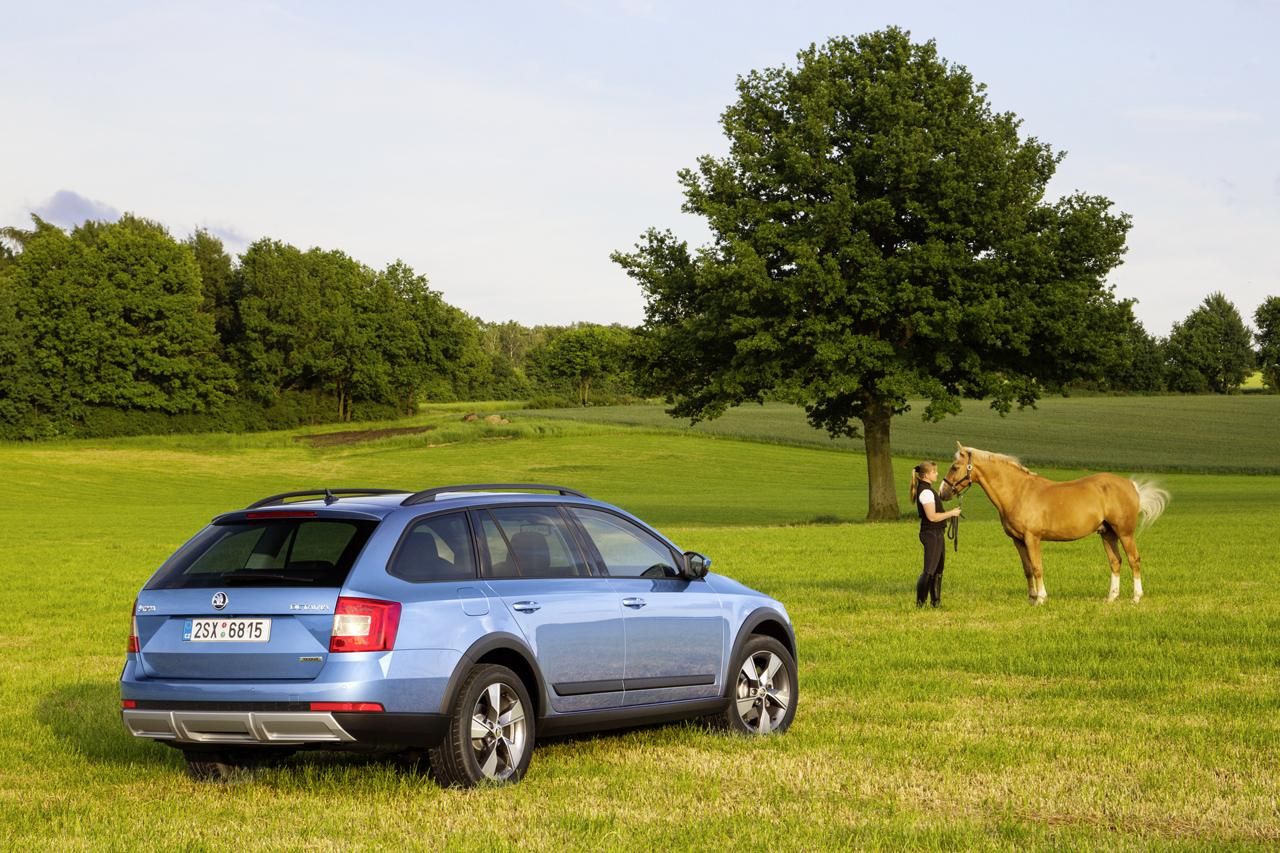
401,483,589,506
247,488,408,509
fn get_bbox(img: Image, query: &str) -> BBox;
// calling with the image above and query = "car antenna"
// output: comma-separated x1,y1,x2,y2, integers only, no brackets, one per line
324,488,338,505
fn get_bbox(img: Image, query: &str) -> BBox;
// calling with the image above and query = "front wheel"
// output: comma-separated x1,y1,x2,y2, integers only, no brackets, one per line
709,635,797,735
429,664,534,787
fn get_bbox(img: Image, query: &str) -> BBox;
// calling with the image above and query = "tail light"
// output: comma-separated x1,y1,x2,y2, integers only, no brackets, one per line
330,597,401,653
310,702,384,712
127,599,140,653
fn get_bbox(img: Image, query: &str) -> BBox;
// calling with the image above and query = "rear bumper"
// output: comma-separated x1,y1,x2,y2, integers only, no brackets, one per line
119,649,459,715
122,706,448,748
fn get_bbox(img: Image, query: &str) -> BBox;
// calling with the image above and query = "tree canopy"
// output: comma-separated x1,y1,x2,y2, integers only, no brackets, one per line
528,324,635,406
614,28,1133,518
1254,296,1280,391
0,216,231,430
1164,292,1255,393
0,211,643,438
0,220,505,437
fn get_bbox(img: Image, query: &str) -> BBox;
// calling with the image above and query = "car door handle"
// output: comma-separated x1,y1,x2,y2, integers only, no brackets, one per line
511,601,541,613
622,597,646,609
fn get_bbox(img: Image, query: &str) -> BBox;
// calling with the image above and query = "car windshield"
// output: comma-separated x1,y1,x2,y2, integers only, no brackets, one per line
146,519,378,589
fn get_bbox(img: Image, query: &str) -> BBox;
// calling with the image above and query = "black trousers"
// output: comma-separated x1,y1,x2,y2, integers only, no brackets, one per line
916,528,945,606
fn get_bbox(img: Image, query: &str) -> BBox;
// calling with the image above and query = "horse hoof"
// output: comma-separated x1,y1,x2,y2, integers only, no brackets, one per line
1106,593,1119,603
1033,597,1046,606
1131,596,1142,604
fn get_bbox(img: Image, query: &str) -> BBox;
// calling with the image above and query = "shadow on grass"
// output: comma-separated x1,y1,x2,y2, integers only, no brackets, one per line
33,682,716,784
36,681,160,766
33,682,407,779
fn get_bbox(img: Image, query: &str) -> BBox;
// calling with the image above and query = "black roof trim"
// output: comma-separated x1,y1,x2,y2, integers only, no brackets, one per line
246,488,408,509
400,483,589,506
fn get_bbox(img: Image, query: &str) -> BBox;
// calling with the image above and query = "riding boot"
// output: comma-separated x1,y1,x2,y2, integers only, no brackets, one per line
931,574,943,607
916,571,931,607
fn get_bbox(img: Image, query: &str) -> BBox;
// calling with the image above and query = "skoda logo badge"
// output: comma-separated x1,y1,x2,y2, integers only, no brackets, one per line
211,592,228,610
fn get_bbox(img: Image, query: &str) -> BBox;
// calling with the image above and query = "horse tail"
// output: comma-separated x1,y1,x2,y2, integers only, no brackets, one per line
1132,480,1170,533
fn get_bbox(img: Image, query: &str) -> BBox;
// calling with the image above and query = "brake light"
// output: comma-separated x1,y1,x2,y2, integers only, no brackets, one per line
121,700,137,709
329,597,401,653
127,599,140,653
309,702,384,712
246,510,318,519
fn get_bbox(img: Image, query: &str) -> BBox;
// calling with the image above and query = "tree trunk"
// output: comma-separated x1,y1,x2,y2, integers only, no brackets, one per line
860,400,899,521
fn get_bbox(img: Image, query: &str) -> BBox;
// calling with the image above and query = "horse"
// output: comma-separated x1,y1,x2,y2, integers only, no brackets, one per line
938,443,1169,604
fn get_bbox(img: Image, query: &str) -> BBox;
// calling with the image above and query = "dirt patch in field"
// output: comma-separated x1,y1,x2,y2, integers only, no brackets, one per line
295,425,437,447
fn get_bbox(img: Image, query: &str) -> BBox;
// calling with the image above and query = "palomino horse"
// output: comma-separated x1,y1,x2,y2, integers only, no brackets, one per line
938,443,1169,604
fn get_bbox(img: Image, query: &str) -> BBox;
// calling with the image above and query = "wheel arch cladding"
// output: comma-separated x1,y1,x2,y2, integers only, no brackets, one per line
738,609,796,661
475,648,543,718
440,632,546,719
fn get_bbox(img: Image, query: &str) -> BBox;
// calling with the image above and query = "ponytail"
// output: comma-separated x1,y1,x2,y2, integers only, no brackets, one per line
910,461,935,503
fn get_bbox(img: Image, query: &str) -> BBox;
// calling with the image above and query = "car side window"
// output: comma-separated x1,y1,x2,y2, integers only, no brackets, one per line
388,512,476,582
481,507,589,579
569,508,679,579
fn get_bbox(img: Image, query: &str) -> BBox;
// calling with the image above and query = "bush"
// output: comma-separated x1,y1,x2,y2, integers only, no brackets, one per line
525,393,580,409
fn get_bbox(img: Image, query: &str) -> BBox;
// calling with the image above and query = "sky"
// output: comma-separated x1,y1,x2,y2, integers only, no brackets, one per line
2,1,1277,336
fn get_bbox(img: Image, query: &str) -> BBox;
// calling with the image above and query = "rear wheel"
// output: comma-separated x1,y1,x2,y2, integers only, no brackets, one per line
709,635,797,735
429,664,534,787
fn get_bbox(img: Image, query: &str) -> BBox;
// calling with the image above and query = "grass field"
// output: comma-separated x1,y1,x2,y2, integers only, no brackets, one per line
1,403,1278,849
526,394,1280,474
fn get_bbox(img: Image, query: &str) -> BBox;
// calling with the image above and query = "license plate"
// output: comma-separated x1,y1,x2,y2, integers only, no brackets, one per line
183,618,272,643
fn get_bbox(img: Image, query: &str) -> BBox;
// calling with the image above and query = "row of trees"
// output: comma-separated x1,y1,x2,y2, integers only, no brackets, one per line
509,292,1278,401
0,210,1272,442
1071,292,1277,395
0,216,639,438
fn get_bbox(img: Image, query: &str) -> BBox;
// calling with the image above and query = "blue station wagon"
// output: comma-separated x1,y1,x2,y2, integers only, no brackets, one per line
121,484,798,785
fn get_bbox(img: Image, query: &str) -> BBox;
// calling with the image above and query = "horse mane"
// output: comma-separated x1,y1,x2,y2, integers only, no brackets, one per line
964,447,1037,477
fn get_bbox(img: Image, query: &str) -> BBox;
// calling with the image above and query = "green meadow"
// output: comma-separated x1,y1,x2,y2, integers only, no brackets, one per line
527,394,1280,474
1,400,1277,849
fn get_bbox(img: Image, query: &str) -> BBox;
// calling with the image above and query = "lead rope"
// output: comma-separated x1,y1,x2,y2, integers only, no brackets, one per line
947,490,962,552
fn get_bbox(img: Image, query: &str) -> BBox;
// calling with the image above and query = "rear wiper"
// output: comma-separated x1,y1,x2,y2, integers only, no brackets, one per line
220,572,319,584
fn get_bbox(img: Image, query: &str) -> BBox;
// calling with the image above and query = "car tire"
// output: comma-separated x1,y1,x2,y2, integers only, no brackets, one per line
709,635,797,735
428,664,535,787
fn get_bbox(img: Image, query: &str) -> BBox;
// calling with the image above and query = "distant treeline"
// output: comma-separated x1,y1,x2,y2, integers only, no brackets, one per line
0,215,1276,440
1071,290,1277,397
0,216,639,439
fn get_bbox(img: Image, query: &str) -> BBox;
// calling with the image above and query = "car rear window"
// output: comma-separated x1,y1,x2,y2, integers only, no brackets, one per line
146,519,378,589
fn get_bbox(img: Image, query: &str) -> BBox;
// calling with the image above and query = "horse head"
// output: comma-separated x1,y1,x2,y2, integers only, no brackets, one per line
939,442,975,500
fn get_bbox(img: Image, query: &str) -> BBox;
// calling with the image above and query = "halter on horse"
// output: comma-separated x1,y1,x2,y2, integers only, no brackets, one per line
939,443,1169,604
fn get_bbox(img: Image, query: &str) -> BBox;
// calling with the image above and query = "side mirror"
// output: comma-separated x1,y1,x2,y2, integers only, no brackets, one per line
683,551,711,580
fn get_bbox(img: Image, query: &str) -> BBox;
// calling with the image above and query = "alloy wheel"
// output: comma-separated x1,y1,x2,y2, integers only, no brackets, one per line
469,682,527,780
734,650,791,733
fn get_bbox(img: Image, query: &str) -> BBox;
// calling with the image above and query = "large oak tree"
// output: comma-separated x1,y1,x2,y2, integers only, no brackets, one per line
614,28,1132,519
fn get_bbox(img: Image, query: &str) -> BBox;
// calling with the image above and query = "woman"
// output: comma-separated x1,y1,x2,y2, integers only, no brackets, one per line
911,461,961,607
